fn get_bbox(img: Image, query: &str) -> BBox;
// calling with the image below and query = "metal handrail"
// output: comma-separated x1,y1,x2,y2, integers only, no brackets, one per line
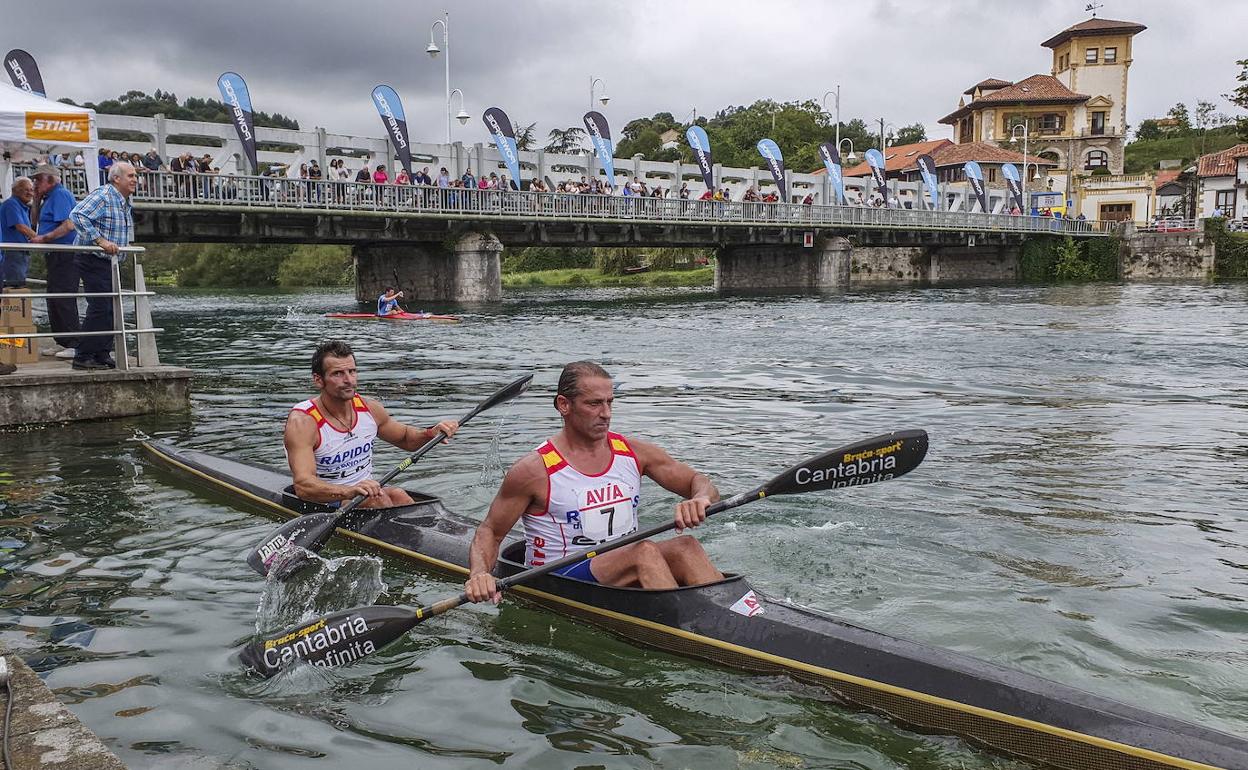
0,243,160,371
111,170,1112,236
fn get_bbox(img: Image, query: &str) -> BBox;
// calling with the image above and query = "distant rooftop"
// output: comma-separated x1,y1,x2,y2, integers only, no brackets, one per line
1040,17,1147,48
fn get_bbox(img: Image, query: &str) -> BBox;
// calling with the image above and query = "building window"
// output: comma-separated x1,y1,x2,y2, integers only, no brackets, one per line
1104,47,1117,63
1085,150,1109,171
1091,111,1107,136
1215,190,1237,214
1085,48,1098,64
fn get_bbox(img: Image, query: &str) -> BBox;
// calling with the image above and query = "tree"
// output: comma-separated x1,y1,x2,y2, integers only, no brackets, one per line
892,123,927,145
515,122,538,151
1225,59,1248,138
1167,102,1191,131
1135,119,1162,141
543,126,586,154
1195,100,1218,155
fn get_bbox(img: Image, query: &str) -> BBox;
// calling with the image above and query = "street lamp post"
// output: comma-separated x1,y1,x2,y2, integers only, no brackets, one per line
426,12,457,145
683,108,697,125
1010,122,1029,214
589,77,609,110
449,88,469,126
837,138,856,163
822,86,841,150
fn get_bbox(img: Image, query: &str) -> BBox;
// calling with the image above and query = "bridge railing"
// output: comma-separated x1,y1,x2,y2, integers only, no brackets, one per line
123,170,1110,236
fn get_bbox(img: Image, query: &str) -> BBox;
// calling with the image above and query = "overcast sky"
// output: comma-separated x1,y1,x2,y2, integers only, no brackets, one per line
18,0,1248,148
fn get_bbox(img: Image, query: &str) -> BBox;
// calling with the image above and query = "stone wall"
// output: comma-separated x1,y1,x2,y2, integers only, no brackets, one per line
355,231,502,303
1119,230,1215,280
849,246,930,285
716,237,851,292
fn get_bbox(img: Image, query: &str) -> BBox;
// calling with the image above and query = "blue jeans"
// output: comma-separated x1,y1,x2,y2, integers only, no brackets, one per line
1,250,28,286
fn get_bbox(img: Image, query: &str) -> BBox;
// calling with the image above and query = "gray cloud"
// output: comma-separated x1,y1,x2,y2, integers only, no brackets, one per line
18,0,1248,153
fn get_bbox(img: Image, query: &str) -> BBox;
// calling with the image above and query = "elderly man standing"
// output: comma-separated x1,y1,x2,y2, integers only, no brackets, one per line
33,165,81,358
67,162,137,370
1,176,39,288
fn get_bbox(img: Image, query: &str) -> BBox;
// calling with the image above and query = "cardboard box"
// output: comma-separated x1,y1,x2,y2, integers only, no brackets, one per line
0,289,33,327
0,325,39,365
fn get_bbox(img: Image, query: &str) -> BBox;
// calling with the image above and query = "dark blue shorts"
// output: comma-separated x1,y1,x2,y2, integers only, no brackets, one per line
551,558,597,583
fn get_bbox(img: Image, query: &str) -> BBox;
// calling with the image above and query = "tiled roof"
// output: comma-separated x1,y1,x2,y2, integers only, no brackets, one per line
923,142,1058,170
964,78,1012,96
1153,170,1182,190
1197,144,1248,177
838,139,954,177
940,75,1090,124
1041,18,1147,49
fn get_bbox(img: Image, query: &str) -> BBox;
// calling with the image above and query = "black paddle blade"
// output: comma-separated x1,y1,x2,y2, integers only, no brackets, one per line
470,373,534,419
245,512,339,576
239,604,424,678
760,430,928,498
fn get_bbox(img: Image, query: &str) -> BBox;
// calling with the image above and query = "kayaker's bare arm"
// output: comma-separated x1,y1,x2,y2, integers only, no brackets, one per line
466,453,546,604
632,438,720,532
368,398,459,451
285,410,384,503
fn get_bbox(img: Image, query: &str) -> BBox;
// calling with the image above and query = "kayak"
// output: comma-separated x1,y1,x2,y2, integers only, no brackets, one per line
140,440,1248,770
325,312,461,323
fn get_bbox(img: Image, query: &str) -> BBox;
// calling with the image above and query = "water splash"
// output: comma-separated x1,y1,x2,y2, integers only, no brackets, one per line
809,520,856,531
255,552,385,635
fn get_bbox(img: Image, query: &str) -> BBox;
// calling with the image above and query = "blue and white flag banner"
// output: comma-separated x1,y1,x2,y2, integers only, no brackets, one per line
482,107,522,188
1001,163,1024,212
864,148,888,207
217,72,258,173
686,125,714,193
964,160,988,212
916,153,940,211
372,85,413,177
583,111,615,190
818,142,846,205
756,138,787,200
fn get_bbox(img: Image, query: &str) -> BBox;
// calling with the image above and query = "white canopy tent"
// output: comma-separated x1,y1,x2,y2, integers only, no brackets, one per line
0,82,99,194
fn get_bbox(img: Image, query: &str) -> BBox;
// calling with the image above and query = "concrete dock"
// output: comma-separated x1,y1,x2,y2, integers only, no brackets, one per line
0,649,126,769
0,359,192,429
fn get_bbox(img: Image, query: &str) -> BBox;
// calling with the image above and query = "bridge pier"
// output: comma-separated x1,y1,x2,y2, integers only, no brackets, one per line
353,231,502,304
716,237,852,292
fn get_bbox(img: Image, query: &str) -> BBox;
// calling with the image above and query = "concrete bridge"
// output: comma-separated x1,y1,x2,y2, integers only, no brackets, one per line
29,114,1112,301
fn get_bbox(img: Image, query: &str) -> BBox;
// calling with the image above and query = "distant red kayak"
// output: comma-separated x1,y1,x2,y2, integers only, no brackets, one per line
325,312,461,324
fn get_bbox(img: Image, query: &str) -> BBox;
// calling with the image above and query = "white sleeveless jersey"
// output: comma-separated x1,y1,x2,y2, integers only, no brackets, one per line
290,395,378,487
524,432,642,567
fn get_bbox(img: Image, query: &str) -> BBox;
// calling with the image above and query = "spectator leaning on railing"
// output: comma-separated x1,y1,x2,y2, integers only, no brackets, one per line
67,162,137,371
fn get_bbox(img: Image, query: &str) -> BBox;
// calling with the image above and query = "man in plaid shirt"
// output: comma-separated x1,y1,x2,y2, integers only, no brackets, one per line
68,162,137,370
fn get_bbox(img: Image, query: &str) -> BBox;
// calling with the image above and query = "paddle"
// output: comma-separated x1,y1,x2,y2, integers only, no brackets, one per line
239,429,928,677
245,373,534,577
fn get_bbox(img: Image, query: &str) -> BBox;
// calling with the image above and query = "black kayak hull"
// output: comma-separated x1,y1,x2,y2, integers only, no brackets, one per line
141,440,1248,770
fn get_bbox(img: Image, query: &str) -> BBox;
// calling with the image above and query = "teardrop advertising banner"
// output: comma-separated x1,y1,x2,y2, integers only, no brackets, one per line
916,153,940,211
1001,163,1024,212
4,49,45,96
217,72,258,174
818,142,846,205
686,125,714,194
372,85,413,177
482,107,522,189
964,160,988,212
864,148,888,206
756,138,787,200
583,110,615,190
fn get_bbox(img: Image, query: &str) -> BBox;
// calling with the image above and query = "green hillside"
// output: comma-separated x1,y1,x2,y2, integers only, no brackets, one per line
1123,126,1242,174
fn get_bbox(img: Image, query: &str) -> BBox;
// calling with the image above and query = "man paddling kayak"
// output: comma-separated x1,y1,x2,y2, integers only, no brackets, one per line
466,361,724,603
285,340,460,508
376,287,403,317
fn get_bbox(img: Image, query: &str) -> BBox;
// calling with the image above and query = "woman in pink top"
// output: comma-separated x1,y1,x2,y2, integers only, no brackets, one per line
395,169,410,185
373,165,389,185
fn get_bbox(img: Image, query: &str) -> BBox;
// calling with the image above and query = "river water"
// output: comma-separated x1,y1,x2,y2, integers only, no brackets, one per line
1,283,1246,769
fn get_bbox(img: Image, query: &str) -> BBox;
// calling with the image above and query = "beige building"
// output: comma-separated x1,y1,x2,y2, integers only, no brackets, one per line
939,16,1151,221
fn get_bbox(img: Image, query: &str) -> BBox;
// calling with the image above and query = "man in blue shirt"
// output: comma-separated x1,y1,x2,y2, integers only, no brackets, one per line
33,165,81,355
376,287,403,316
1,176,38,287
68,162,137,370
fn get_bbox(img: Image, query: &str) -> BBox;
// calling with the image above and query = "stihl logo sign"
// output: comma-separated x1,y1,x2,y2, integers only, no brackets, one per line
26,111,89,142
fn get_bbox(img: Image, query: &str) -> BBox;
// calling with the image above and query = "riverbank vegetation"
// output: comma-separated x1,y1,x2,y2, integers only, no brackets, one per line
141,244,352,287
1208,220,1248,278
502,246,714,287
1020,236,1120,282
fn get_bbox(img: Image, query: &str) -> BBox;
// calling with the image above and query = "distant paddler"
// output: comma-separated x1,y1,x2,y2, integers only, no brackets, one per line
465,361,724,603
285,339,460,508
376,287,404,317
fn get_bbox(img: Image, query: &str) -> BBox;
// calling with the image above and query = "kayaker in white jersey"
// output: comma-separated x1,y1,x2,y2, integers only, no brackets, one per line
285,339,460,508
465,361,724,603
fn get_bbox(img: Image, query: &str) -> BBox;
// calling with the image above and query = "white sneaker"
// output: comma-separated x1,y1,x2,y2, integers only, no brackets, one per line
55,347,77,359
42,344,65,357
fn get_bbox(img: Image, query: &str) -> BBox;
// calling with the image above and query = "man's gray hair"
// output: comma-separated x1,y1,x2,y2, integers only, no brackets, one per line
108,161,135,182
11,176,32,192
